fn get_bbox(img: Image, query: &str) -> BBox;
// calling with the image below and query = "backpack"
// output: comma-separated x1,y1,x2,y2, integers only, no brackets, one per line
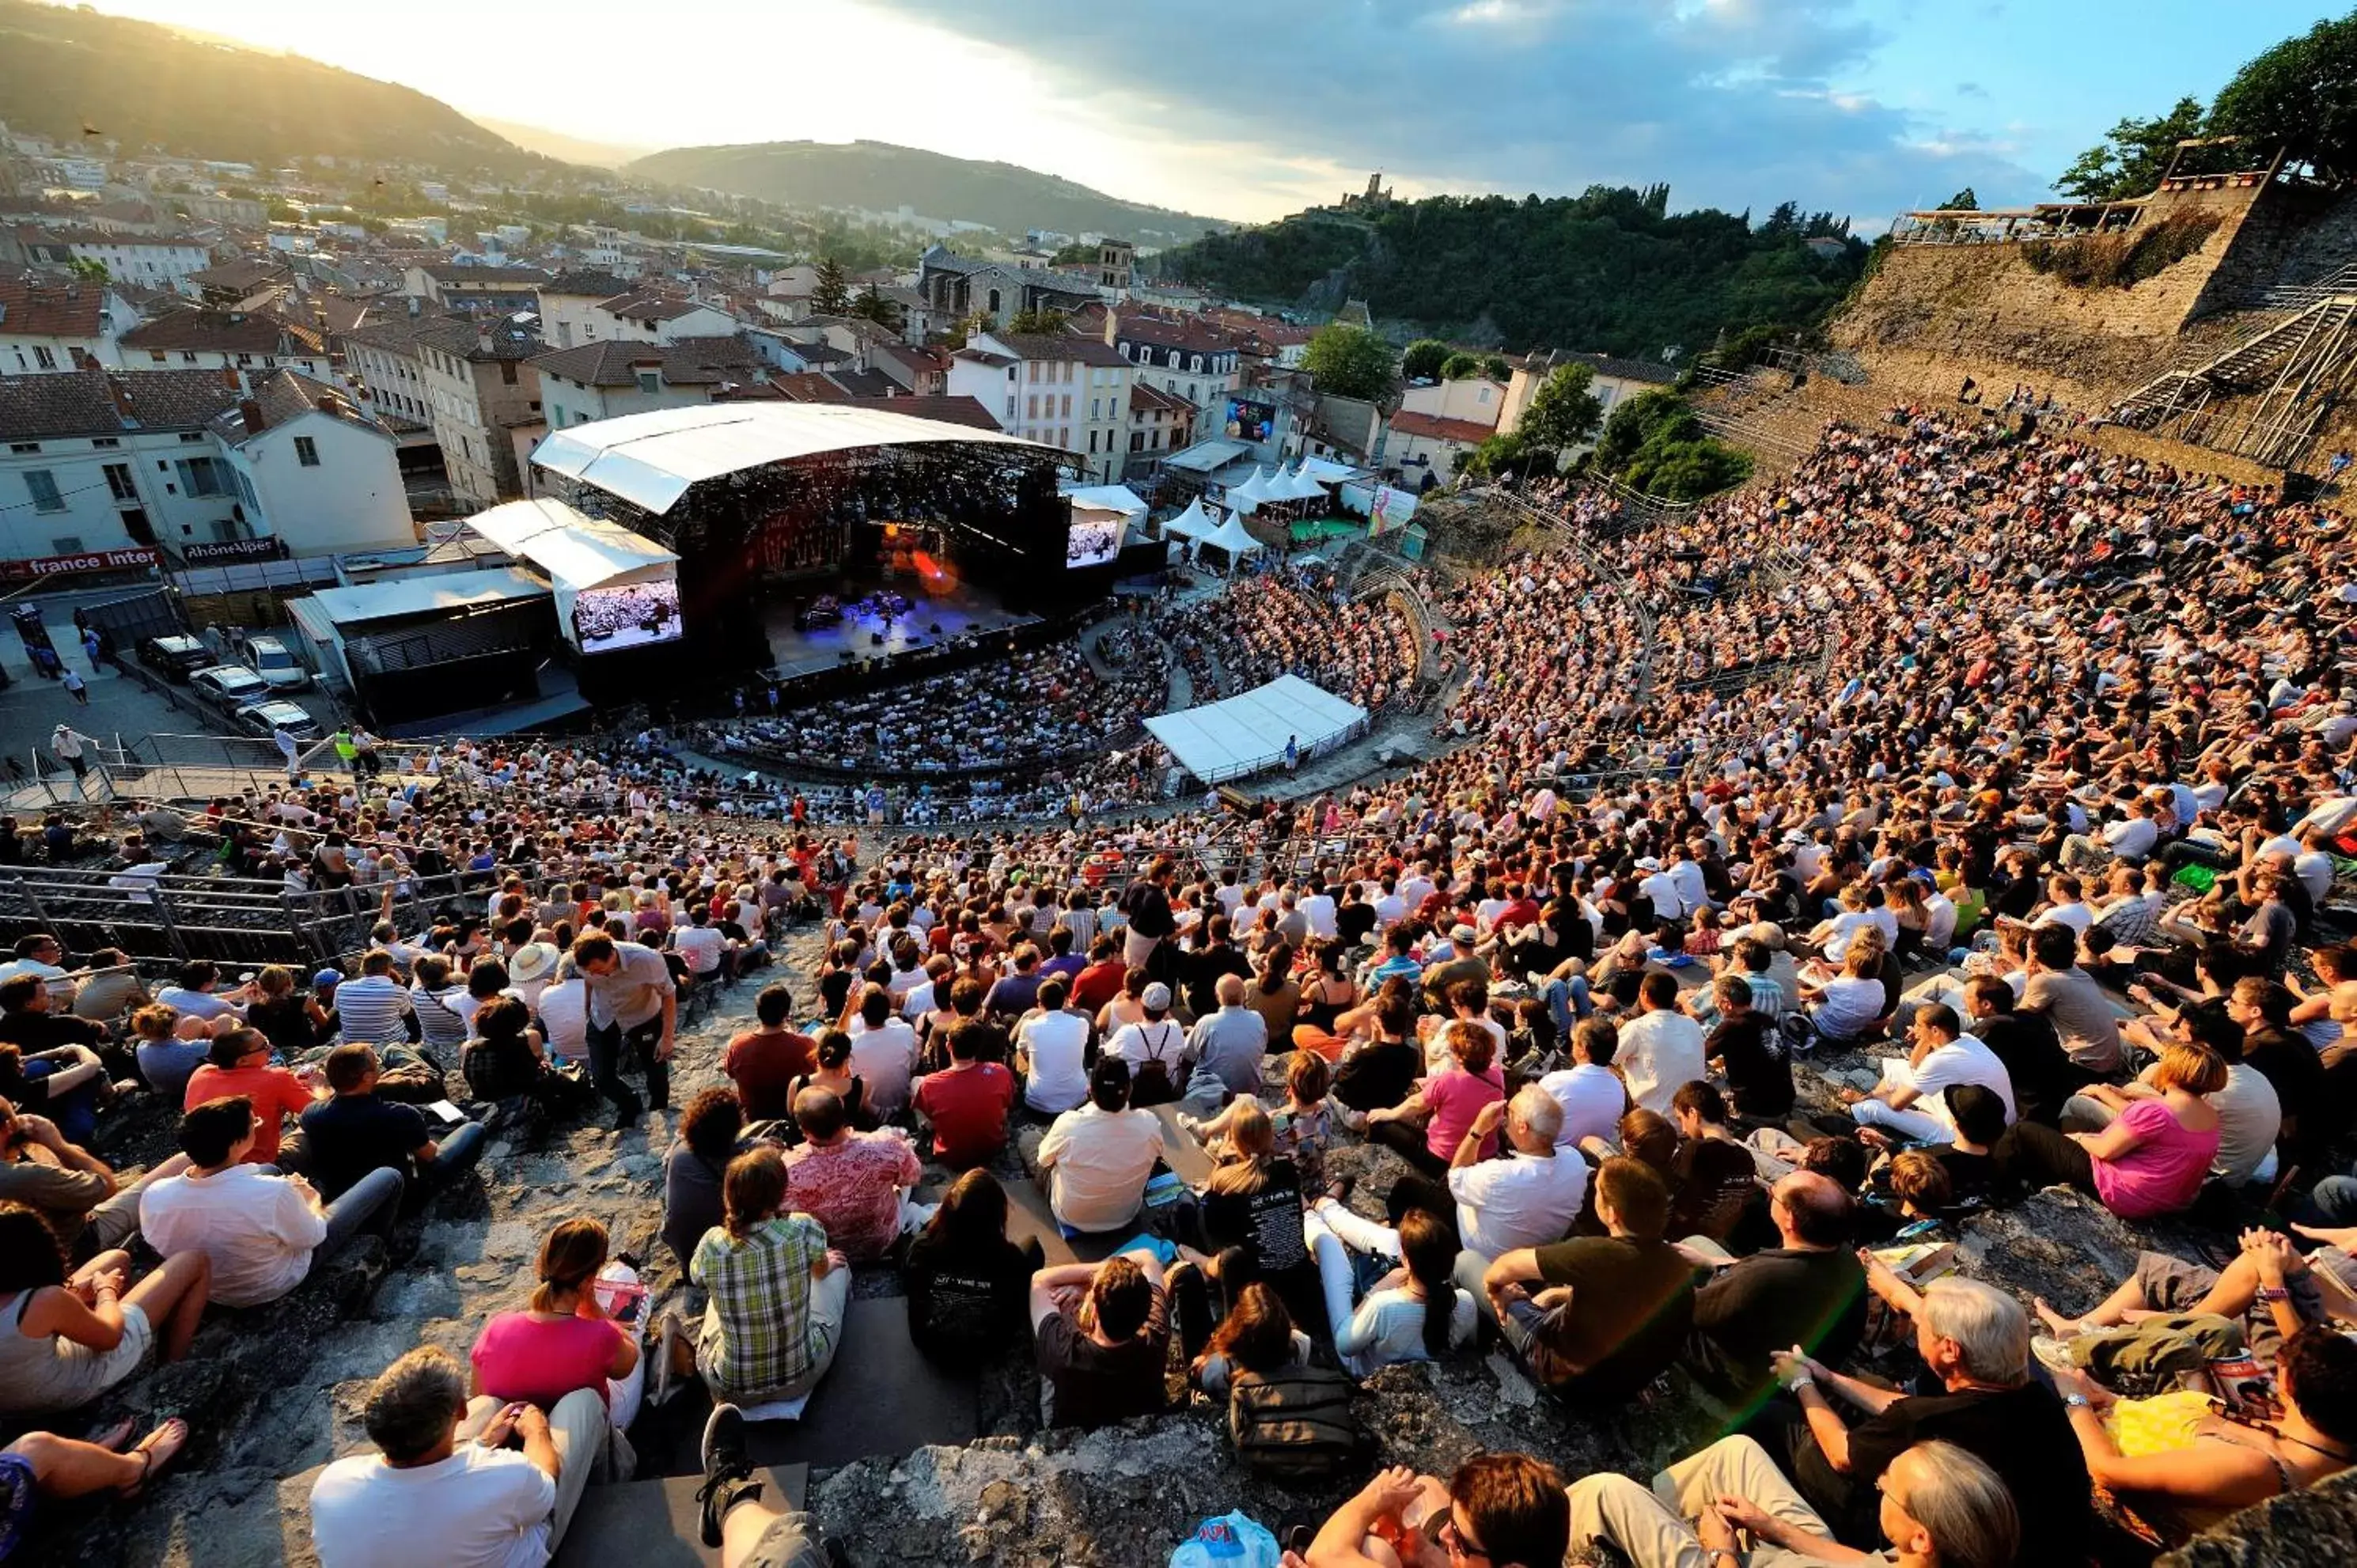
1131,1022,1182,1107
1227,1365,1371,1484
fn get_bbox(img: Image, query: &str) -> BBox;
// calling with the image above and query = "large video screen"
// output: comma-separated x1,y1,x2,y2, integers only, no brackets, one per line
1067,514,1124,569
1225,396,1275,444
571,579,683,652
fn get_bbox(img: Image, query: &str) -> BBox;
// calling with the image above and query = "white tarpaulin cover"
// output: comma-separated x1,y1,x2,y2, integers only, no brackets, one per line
1163,438,1247,474
462,497,678,589
1144,674,1367,784
532,402,1053,514
1161,498,1218,541
1061,483,1149,519
1205,509,1264,561
1299,456,1361,484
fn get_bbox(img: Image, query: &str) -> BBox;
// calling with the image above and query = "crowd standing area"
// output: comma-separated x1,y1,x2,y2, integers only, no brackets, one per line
5,402,2357,1568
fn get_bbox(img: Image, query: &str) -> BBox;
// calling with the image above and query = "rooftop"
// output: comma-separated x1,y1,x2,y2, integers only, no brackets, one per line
1389,407,1495,445
0,275,108,340
210,369,388,443
120,306,328,357
529,336,762,388
0,367,238,440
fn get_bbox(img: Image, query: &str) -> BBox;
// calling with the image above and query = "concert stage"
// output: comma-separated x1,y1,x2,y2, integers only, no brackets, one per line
760,579,1041,680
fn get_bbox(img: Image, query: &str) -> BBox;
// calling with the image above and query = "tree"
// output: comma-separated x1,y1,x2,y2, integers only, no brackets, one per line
812,256,851,316
1440,352,1484,380
2211,14,2357,180
1401,338,1452,381
1007,306,1067,335
1593,388,1696,474
1480,353,1514,382
942,310,989,352
66,257,108,282
851,283,904,333
2055,97,2207,201
1302,323,1396,402
1515,363,1604,454
1938,187,1980,211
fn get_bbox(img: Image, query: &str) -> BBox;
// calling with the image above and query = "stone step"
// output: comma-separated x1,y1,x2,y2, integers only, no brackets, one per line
551,1463,808,1568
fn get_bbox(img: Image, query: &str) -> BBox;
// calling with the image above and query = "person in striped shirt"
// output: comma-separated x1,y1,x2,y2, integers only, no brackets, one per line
332,953,414,1048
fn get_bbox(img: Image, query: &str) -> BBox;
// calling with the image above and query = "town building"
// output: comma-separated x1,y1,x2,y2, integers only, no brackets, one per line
529,336,767,431
0,275,137,373
943,330,1131,485
210,372,415,555
404,262,551,313
910,245,1096,338
343,313,544,508
118,306,339,393
1103,307,1243,430
1499,349,1678,436
13,227,213,287
1125,380,1196,479
1385,407,1491,483
0,367,410,564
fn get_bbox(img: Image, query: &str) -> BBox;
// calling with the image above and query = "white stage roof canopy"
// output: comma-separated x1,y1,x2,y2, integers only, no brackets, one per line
462,497,679,590
1144,674,1367,785
532,402,1058,515
1060,483,1150,518
303,566,551,628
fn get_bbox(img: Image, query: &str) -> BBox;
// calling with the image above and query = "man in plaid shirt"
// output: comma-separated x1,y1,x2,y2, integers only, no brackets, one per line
691,1149,849,1402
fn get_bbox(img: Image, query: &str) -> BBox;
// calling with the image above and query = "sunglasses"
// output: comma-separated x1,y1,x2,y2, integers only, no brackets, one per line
1438,1515,1489,1562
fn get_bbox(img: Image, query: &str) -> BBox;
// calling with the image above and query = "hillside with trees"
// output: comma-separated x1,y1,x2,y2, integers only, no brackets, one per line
0,0,547,176
1154,184,1866,359
628,140,1230,244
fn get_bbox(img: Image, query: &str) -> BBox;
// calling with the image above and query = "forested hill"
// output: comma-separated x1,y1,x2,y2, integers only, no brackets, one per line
627,140,1230,244
0,0,547,176
1156,186,1868,358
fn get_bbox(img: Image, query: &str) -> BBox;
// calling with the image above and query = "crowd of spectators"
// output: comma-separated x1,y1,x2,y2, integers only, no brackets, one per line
11,399,2357,1568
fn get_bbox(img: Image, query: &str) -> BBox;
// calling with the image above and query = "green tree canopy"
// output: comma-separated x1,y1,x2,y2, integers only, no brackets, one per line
1480,353,1514,382
1440,351,1483,379
812,256,851,316
1593,388,1696,473
1589,387,1749,500
1517,363,1605,453
1939,187,1980,211
1303,323,1397,401
1401,338,1452,381
2211,13,2357,180
851,283,904,332
2055,97,2207,201
1006,305,1067,335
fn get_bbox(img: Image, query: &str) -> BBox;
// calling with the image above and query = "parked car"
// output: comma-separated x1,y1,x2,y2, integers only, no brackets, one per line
138,634,214,683
189,664,268,708
241,634,309,691
233,699,321,744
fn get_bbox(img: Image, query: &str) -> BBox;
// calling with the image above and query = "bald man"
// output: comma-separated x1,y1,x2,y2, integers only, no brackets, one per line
1679,1172,1868,1410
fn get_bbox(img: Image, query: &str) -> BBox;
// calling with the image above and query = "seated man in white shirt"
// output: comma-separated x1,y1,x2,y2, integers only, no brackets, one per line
1841,1003,2015,1146
845,985,919,1118
309,1344,605,1568
138,1096,402,1309
1033,1059,1164,1234
1538,1019,1631,1151
672,905,736,983
1014,976,1091,1115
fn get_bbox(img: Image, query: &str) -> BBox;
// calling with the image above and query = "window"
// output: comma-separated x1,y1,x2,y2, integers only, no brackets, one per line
1059,427,1070,448
1060,395,1072,418
50,535,83,553
1131,431,1145,452
33,347,56,370
1190,355,1202,373
235,469,260,512
103,462,136,501
177,431,206,444
293,436,319,468
90,437,117,449
235,353,252,367
1027,394,1039,420
24,470,64,512
501,361,518,385
7,442,38,454
175,456,225,497
635,371,661,393
1091,398,1101,420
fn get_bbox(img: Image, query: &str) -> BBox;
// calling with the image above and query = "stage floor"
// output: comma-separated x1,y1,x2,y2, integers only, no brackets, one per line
760,579,1041,679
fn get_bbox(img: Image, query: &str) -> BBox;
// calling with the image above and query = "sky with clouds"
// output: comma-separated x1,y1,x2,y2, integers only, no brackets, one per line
80,0,2336,225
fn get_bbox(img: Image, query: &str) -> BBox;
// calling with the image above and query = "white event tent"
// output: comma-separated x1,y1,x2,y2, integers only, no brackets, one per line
1143,673,1368,784
1201,509,1264,571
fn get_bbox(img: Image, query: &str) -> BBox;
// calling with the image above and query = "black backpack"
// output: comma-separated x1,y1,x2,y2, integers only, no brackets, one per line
1228,1365,1372,1483
1131,1022,1182,1107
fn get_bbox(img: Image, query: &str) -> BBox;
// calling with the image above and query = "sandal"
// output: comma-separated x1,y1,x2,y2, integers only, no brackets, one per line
121,1418,188,1499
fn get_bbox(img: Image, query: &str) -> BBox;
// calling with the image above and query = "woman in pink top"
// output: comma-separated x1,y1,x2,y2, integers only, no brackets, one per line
1362,1021,1506,1179
468,1218,638,1412
1993,1043,2224,1220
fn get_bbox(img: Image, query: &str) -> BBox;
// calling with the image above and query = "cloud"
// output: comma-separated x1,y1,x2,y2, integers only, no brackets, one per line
862,0,2044,223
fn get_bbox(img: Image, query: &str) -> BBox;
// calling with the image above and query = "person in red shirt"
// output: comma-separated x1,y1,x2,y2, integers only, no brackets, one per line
722,983,817,1122
911,1021,1016,1169
183,1027,319,1167
1068,933,1128,1016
